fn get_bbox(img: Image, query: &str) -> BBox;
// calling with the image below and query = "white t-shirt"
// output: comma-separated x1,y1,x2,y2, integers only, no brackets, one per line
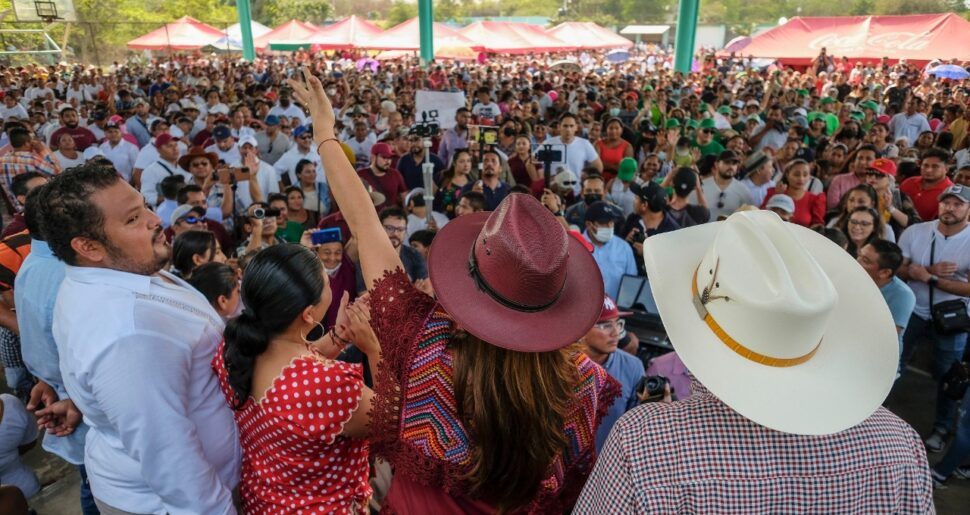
898,221,970,318
53,150,85,170
343,133,376,169
543,136,600,194
233,160,281,211
274,147,323,186
0,103,28,120
472,101,501,122
140,159,191,206
268,104,307,126
689,177,755,221
100,140,140,181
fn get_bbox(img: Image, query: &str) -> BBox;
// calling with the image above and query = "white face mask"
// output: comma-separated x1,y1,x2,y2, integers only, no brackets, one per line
324,264,341,276
595,227,613,243
325,88,337,97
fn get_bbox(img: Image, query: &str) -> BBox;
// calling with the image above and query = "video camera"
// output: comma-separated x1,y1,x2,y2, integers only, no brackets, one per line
413,110,440,138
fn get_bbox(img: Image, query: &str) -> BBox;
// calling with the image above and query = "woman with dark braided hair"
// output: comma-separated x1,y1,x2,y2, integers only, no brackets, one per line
211,243,380,513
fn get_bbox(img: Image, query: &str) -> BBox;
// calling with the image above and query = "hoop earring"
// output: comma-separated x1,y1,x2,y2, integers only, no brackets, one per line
301,321,326,344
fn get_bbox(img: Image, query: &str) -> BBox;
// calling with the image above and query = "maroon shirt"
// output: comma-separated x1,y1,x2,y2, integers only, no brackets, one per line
324,255,357,329
358,167,407,209
49,126,97,151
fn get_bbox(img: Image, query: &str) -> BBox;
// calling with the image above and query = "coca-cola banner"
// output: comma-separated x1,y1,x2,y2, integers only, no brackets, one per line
722,13,970,65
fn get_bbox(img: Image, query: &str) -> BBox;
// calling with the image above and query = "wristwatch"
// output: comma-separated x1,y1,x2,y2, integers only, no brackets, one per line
928,274,939,286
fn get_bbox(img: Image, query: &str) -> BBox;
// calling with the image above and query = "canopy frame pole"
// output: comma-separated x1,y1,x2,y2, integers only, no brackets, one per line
418,0,433,66
673,0,699,73
236,0,255,61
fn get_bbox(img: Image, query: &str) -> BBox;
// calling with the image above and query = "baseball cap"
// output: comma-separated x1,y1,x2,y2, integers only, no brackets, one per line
617,157,637,182
629,181,667,205
699,118,716,130
717,106,732,115
584,201,622,224
105,121,120,130
170,205,205,227
820,96,836,105
671,167,698,196
293,125,312,138
867,158,897,176
665,119,681,129
599,295,632,322
732,100,745,110
793,147,816,162
155,133,176,147
238,135,258,148
939,184,970,204
766,194,796,214
264,115,280,126
718,149,740,163
213,126,232,141
371,142,394,158
745,100,760,108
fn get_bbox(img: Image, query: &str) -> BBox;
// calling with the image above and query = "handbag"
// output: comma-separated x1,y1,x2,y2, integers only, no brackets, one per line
929,235,970,335
941,360,970,401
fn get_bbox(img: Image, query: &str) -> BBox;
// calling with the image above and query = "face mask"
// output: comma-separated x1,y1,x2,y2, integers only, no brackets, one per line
609,107,621,117
324,264,341,276
595,226,613,243
584,194,603,205
325,88,336,96
503,127,516,137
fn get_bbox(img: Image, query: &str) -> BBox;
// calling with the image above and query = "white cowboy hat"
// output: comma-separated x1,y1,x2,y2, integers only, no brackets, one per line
643,210,897,435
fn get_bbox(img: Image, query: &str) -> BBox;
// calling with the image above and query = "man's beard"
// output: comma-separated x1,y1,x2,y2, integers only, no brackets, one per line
104,227,170,276
66,122,78,129
940,212,967,226
375,162,389,172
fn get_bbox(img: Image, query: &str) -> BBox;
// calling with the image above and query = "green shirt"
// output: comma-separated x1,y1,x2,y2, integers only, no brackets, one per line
692,139,724,158
276,221,306,243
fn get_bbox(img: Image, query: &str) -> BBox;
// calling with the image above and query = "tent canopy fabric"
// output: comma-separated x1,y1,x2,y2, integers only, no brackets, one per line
367,17,481,51
254,20,320,51
209,21,273,51
127,16,224,51
725,13,970,66
459,21,574,54
548,22,632,50
312,15,384,50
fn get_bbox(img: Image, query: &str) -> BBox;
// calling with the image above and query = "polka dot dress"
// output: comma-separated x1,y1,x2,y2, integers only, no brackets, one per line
212,342,372,514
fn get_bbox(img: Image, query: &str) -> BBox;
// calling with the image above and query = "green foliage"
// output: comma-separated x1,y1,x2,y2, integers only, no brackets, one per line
385,0,416,27
261,0,331,26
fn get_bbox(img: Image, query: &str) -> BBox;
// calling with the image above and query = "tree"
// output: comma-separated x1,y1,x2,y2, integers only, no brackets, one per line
262,0,332,25
386,0,417,27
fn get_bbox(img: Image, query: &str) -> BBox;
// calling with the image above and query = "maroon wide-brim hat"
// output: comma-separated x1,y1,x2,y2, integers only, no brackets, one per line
429,193,604,352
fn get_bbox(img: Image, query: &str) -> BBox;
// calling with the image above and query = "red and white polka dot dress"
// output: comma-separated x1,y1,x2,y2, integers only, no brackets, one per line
212,342,372,514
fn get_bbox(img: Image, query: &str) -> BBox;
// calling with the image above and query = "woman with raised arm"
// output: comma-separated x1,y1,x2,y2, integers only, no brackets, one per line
290,68,620,514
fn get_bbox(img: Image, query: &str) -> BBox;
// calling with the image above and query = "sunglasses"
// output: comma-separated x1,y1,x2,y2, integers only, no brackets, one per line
560,180,578,186
700,129,713,134
181,216,206,225
717,191,726,209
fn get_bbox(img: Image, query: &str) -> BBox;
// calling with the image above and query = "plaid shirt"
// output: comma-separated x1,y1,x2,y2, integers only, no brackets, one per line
575,380,935,514
0,150,60,210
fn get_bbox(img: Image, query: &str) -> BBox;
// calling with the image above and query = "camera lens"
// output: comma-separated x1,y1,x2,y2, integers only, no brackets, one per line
253,207,265,219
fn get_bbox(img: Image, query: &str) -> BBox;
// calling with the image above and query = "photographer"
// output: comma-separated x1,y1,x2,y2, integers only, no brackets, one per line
749,104,788,153
236,202,284,259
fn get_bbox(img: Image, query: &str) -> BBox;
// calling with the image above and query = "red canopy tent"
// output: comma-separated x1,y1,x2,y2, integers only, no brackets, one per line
311,15,384,50
547,22,632,50
254,20,320,51
127,16,224,51
366,17,480,52
459,21,575,54
725,13,970,66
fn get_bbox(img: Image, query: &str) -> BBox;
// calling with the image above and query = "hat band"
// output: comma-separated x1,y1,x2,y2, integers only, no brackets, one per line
691,266,820,367
467,246,563,313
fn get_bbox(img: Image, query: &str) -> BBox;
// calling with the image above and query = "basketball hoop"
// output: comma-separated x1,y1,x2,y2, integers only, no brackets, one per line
34,1,61,23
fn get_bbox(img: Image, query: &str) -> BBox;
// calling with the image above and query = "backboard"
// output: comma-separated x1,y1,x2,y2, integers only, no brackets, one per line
11,0,78,22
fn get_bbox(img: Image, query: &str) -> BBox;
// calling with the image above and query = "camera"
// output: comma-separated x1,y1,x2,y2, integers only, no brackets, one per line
635,375,672,403
413,110,440,138
535,143,564,164
251,207,281,220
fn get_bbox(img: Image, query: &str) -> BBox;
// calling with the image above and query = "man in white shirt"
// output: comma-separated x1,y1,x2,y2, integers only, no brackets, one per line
740,150,775,207
267,89,306,126
472,87,501,124
254,115,290,165
140,134,190,206
234,135,279,210
42,165,241,514
689,150,754,220
544,113,603,194
205,126,241,166
342,120,376,169
889,97,932,146
274,125,322,186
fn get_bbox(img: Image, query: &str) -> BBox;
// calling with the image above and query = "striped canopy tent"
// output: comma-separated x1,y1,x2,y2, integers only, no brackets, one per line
254,20,320,51
127,16,224,51
208,20,273,51
311,15,384,50
459,21,575,54
366,17,482,53
547,22,632,50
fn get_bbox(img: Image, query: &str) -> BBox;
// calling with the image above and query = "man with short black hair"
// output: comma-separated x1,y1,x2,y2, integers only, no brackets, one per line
585,201,637,300
1,172,47,238
49,107,96,152
900,147,954,221
437,107,471,167
461,149,509,210
99,121,138,182
40,164,240,513
0,126,60,211
455,191,485,216
690,150,754,220
856,239,915,372
545,113,603,194
565,174,622,228
355,207,428,293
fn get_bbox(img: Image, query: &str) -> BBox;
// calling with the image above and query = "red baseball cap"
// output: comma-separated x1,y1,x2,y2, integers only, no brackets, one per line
599,295,632,322
867,158,897,176
155,133,177,147
371,142,394,158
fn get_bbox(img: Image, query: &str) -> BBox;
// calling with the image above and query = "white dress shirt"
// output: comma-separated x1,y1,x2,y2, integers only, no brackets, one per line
140,159,191,206
100,140,139,181
233,160,280,210
274,146,323,185
54,267,241,515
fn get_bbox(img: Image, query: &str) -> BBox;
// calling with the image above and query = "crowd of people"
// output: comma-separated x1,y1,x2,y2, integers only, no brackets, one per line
0,44,963,513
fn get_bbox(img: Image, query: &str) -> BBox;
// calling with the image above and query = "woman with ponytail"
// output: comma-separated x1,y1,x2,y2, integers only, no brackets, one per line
290,69,619,514
211,243,380,513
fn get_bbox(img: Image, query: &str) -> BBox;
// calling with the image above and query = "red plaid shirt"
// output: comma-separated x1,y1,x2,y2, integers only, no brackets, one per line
575,380,935,514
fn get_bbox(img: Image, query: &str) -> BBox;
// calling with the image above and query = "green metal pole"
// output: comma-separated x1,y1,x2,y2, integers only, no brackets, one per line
673,0,699,74
236,0,256,62
418,0,434,66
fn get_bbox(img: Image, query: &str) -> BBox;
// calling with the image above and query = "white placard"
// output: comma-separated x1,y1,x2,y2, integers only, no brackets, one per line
415,90,466,130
